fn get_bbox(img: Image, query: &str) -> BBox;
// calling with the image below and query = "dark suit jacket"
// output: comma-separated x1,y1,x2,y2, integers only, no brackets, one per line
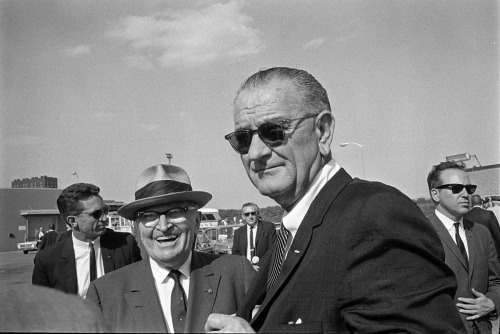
465,207,500,264
232,220,276,262
429,213,500,334
236,168,465,333
32,228,142,294
39,230,59,250
86,251,256,333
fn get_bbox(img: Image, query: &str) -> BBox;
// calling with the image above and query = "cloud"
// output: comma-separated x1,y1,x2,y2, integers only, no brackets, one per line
303,38,324,50
109,0,264,68
123,54,155,70
64,44,91,57
139,123,158,131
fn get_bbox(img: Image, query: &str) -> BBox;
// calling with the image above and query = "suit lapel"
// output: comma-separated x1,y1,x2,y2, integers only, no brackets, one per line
241,225,248,253
464,219,475,277
61,237,78,294
185,252,220,333
428,213,469,271
254,168,352,321
100,233,115,273
124,260,168,332
254,221,263,248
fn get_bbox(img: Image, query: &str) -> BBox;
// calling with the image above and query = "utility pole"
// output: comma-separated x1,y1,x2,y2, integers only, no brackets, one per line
166,153,173,165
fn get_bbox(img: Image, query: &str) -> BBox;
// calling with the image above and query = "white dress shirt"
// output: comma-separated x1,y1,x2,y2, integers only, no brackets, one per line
282,159,341,257
72,235,104,298
246,224,258,262
435,209,469,257
150,252,192,333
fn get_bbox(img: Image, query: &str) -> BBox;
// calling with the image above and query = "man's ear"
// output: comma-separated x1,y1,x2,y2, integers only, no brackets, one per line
430,188,440,203
67,216,78,230
315,110,335,158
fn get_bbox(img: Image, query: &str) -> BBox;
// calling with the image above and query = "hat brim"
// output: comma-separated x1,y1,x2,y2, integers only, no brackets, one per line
117,191,212,221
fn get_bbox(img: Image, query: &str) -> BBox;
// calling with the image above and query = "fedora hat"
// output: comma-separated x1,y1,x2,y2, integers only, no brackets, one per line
118,164,212,220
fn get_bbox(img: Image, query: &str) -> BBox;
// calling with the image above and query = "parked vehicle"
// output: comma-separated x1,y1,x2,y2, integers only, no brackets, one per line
195,224,243,254
199,208,221,228
17,240,39,254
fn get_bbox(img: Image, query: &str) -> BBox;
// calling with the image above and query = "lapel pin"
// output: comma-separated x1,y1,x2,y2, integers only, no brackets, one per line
294,250,300,254
206,288,213,294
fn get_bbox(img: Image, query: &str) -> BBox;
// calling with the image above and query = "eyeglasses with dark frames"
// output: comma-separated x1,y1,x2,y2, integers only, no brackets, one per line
435,184,477,195
136,206,198,228
224,114,318,155
77,206,110,220
243,211,257,217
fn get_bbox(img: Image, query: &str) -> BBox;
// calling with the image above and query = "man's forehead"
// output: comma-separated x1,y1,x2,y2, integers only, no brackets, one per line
439,168,470,182
143,201,195,211
242,205,257,212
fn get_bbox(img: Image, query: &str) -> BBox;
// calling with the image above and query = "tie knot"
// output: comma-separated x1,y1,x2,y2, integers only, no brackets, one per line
169,269,182,281
89,241,94,248
250,226,254,230
454,222,461,229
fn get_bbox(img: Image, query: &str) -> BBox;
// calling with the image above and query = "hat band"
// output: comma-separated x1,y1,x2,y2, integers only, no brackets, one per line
135,180,193,200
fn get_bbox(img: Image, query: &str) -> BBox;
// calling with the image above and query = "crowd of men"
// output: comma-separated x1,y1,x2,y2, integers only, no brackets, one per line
7,66,500,333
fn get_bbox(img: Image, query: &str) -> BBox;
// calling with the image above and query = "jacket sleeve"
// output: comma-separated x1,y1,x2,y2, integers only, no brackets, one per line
232,229,242,255
32,252,50,287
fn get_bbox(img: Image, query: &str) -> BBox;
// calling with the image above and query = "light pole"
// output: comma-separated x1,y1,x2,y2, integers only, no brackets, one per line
340,142,365,179
71,172,79,182
166,153,173,165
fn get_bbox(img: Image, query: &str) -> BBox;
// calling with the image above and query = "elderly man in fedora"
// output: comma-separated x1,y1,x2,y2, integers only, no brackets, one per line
86,164,256,333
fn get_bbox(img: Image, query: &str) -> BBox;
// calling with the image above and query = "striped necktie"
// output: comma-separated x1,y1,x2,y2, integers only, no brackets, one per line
267,224,290,291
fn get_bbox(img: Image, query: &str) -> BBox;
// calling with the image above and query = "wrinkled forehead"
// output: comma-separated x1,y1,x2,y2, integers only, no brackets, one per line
233,81,304,128
141,201,197,212
242,205,258,213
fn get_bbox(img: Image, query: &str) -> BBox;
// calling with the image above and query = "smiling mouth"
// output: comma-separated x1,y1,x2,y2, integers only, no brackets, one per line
156,235,178,243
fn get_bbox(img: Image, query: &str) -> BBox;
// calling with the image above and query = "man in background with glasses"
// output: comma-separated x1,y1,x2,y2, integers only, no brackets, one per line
32,183,142,298
86,164,255,333
207,67,465,333
427,161,500,334
232,202,276,271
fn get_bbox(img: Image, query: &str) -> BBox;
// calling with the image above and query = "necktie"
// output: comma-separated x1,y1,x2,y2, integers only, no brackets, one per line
267,224,290,292
454,222,469,268
89,241,97,282
249,226,255,258
169,269,187,333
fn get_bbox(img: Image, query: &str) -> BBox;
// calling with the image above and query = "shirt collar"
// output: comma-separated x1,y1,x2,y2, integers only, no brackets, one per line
435,209,463,231
72,234,100,250
150,251,192,284
283,159,340,235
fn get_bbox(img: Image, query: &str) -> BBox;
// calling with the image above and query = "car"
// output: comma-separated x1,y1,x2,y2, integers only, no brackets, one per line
213,238,234,254
17,240,39,254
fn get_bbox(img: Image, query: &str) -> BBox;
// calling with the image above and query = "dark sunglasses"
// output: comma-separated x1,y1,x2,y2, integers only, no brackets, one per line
78,206,110,219
435,184,477,195
243,211,256,217
224,114,317,154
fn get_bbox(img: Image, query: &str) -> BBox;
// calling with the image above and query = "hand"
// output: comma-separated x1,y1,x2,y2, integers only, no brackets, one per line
205,314,255,333
457,288,495,320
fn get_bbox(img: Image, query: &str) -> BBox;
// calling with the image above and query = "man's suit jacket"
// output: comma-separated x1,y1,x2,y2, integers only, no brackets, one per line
86,251,256,333
232,220,276,261
39,230,59,250
32,228,142,294
465,207,500,264
429,213,500,334
236,168,465,333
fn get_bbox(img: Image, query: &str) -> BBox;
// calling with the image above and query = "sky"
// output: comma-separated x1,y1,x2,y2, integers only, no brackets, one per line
1,0,498,210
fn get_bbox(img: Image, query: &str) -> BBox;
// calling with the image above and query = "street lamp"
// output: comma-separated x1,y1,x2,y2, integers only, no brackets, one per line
71,172,79,182
166,153,173,165
340,142,365,179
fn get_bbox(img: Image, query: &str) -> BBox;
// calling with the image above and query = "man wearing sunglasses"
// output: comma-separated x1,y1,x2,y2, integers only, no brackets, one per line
32,183,142,298
232,202,277,270
427,161,500,334
206,67,465,333
86,164,255,333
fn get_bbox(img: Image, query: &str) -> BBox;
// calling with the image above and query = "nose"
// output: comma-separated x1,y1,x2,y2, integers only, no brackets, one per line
247,133,272,161
156,215,173,232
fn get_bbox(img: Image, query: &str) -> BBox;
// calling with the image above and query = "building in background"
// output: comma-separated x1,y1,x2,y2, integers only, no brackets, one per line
12,175,58,189
466,164,500,198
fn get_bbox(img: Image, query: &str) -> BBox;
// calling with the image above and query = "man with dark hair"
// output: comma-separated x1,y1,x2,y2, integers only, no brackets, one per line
206,67,465,333
427,161,500,333
233,202,276,270
38,223,59,251
32,183,142,298
465,194,500,265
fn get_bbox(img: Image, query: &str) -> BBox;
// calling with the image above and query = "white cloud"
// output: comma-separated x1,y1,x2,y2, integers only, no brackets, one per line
64,44,91,57
140,123,158,131
303,38,324,50
109,0,264,68
123,55,155,70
